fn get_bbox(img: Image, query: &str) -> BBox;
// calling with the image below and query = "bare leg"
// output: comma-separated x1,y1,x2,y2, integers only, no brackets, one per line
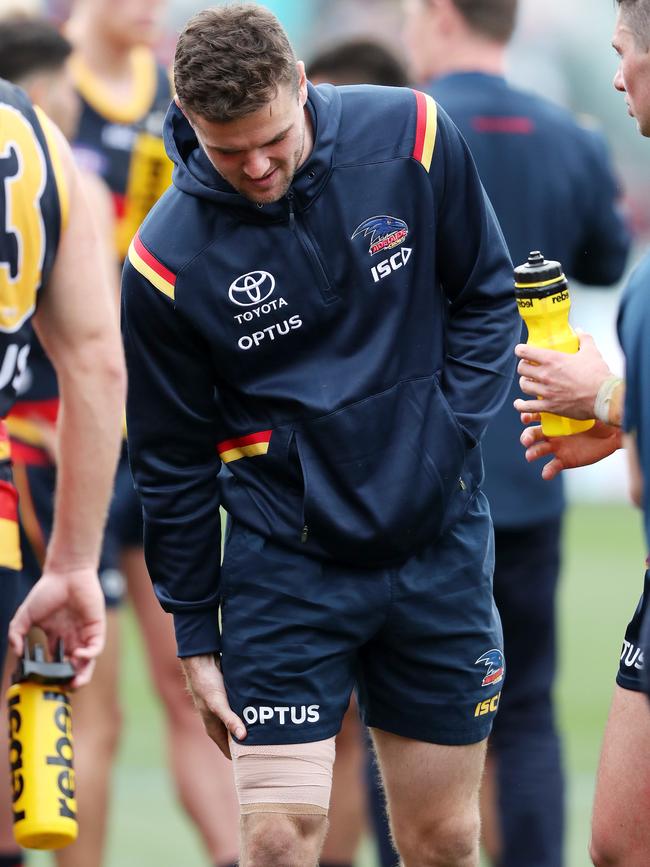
478,748,501,864
590,686,650,866
321,697,367,864
122,547,239,864
240,812,327,867
372,728,487,867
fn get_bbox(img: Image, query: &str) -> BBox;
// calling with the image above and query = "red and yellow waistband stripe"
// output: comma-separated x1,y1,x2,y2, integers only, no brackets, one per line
128,231,177,300
0,480,21,570
218,430,272,464
412,90,438,173
6,397,59,449
0,421,9,462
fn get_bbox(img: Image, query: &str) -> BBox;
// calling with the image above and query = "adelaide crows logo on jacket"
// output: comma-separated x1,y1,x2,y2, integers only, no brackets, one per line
351,215,409,256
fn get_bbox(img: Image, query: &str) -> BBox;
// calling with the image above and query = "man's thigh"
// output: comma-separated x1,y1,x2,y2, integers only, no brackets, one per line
220,522,388,746
371,728,486,847
591,685,650,856
358,493,503,746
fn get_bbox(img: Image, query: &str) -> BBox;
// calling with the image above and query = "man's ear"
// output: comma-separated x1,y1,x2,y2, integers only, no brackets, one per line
174,94,187,116
296,60,308,105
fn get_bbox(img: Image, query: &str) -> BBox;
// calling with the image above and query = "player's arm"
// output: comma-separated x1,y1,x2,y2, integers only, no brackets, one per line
121,241,223,659
9,121,125,684
431,105,520,444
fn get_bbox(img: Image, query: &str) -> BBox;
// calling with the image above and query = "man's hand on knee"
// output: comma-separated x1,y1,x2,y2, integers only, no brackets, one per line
180,653,246,756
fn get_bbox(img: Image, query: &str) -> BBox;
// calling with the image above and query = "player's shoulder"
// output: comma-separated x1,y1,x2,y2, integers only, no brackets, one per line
327,83,436,164
619,251,650,346
123,184,211,303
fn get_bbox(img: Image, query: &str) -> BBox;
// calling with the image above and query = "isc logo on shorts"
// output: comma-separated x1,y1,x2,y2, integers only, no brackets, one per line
474,691,501,718
242,705,320,726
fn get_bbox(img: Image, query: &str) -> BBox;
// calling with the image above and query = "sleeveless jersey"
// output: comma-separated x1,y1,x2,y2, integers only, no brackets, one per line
8,48,171,460
0,80,63,423
70,47,172,260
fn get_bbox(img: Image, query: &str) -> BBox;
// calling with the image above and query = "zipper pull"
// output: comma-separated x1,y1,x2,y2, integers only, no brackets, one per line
301,524,309,543
287,191,295,230
459,477,467,491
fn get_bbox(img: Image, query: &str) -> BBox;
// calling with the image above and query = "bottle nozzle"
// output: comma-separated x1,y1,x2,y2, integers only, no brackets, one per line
14,640,75,685
527,251,546,267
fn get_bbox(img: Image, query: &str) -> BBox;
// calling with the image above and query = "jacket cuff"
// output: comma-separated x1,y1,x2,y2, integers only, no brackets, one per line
173,607,221,658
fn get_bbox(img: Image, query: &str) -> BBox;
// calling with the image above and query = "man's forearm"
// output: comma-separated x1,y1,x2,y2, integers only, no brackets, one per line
46,347,125,572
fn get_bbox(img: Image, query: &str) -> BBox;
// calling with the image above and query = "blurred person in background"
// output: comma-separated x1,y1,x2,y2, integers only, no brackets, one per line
0,67,125,867
308,37,410,867
308,38,410,88
122,4,520,867
0,16,122,867
0,4,240,866
63,0,241,865
515,4,650,863
400,1,631,866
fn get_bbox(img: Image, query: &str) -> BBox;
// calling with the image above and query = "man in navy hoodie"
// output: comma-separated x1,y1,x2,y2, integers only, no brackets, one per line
401,2,630,865
121,4,520,864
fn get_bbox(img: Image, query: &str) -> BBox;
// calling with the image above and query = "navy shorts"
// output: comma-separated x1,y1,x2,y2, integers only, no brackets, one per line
14,460,126,607
616,569,649,691
221,492,504,746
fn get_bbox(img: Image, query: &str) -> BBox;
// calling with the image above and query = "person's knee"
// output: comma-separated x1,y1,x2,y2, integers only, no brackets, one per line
242,813,327,867
393,811,480,867
589,827,628,867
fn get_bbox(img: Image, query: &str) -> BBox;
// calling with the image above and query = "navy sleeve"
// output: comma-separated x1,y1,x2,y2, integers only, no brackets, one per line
432,107,520,445
121,256,222,657
617,252,650,550
571,129,630,286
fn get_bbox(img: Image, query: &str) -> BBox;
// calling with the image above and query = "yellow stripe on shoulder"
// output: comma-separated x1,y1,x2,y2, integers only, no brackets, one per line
127,235,176,300
420,94,437,173
33,106,70,231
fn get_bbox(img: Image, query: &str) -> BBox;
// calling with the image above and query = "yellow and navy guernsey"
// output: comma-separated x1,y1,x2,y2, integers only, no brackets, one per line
70,47,172,261
122,83,520,657
0,80,65,570
7,47,172,464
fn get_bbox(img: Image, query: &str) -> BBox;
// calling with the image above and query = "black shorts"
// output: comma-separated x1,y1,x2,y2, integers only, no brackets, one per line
221,491,504,747
616,569,649,692
15,460,126,608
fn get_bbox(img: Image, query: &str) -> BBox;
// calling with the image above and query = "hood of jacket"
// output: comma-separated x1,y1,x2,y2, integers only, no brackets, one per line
163,82,342,221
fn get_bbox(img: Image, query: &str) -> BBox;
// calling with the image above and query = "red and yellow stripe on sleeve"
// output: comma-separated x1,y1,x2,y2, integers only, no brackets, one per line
412,90,438,173
218,430,272,464
0,480,21,570
128,231,176,300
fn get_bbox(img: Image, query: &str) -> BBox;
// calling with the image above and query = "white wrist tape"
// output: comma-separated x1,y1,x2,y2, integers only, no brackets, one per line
594,375,623,424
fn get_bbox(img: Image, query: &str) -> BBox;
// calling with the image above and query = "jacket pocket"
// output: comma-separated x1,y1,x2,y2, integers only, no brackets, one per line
294,374,472,564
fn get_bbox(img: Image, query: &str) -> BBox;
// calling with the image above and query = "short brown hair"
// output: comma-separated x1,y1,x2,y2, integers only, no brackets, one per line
451,0,518,43
616,0,650,49
174,3,299,122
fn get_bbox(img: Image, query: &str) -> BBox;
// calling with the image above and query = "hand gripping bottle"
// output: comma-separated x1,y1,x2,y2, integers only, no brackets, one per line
7,640,78,849
514,251,595,437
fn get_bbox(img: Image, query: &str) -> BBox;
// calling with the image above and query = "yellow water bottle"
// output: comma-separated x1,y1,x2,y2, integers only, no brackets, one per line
7,640,77,850
514,251,595,437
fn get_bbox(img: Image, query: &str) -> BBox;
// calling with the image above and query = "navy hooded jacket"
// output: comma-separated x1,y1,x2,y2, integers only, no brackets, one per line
121,83,520,656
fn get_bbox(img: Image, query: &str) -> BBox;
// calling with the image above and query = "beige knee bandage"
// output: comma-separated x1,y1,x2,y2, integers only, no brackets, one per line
229,736,336,816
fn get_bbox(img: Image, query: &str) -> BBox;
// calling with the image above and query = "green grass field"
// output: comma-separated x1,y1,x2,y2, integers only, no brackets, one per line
26,500,647,867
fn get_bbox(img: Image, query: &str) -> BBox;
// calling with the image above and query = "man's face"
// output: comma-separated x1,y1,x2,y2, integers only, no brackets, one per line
402,0,440,83
185,67,310,205
612,10,650,137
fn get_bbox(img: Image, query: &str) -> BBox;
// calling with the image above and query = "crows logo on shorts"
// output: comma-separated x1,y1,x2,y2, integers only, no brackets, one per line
475,649,505,687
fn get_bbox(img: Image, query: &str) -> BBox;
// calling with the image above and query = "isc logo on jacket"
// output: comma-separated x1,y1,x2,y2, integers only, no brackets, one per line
371,247,413,283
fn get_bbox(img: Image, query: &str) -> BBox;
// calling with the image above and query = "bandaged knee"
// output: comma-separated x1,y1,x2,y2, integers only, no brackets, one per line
229,736,335,816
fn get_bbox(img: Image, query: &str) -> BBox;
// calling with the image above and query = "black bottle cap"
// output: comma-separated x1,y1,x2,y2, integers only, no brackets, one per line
514,251,567,299
12,639,75,685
